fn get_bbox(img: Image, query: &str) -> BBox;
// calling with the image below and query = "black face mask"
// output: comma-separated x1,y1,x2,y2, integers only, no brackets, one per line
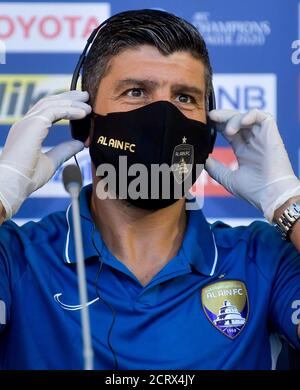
89,101,213,210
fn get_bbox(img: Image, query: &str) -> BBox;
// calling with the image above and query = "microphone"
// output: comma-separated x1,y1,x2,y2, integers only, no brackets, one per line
62,164,94,370
63,164,83,197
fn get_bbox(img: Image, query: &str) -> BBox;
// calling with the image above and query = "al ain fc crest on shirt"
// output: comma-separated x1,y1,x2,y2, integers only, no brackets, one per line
201,280,249,339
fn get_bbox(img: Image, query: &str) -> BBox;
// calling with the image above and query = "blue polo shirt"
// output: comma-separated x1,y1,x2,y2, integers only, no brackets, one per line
0,184,299,369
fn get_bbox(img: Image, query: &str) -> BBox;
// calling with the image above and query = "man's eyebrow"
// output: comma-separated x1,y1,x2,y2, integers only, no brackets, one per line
114,79,160,93
171,83,204,98
113,79,205,99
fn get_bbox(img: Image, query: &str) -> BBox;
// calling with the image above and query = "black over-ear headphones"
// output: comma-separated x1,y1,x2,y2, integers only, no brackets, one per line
69,19,217,152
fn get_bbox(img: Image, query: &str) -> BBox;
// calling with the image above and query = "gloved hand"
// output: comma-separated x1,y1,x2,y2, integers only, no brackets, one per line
0,91,91,220
205,109,300,222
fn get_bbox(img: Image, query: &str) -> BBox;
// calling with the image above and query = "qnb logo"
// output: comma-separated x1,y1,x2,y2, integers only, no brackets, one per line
291,40,300,65
213,74,277,118
0,300,6,325
291,300,300,325
0,40,6,64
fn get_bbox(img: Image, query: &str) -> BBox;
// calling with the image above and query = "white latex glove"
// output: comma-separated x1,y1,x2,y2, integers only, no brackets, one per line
0,91,91,220
205,109,300,222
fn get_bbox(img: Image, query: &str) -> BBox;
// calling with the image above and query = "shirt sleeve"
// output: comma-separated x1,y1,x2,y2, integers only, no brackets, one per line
269,242,300,350
0,252,10,332
0,221,25,333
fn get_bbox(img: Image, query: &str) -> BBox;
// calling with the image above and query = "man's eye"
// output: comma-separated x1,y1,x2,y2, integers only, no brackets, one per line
176,94,193,104
126,88,145,98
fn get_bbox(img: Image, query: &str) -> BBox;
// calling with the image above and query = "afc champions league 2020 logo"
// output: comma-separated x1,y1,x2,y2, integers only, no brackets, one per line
202,280,249,339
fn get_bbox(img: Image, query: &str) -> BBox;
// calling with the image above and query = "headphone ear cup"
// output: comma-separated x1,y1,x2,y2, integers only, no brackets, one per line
211,130,217,152
207,87,217,153
206,115,217,153
70,114,92,142
210,123,217,153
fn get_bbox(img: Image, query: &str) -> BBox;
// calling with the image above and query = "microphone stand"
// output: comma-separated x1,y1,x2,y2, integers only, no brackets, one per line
63,166,94,370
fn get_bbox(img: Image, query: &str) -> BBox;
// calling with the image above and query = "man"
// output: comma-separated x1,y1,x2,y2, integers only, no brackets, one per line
0,9,299,369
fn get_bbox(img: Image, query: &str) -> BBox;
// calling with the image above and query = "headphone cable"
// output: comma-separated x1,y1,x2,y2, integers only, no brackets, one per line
74,154,80,170
91,223,119,370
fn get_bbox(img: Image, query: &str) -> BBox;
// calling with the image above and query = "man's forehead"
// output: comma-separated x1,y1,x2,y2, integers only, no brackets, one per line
107,45,205,71
99,45,206,94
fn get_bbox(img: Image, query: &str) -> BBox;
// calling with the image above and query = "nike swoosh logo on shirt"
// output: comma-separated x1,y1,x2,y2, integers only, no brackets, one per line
53,293,99,311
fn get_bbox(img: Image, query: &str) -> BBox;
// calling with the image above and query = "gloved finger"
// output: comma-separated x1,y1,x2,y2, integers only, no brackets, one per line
223,114,259,150
208,109,239,123
25,99,91,118
208,109,239,132
209,110,251,147
70,100,92,110
240,109,270,127
224,113,247,136
240,110,277,142
25,91,90,115
239,110,283,152
3,106,88,162
45,140,84,171
32,106,91,126
208,113,245,150
56,90,89,101
26,102,92,120
42,90,89,101
209,109,259,140
205,156,233,192
33,91,89,106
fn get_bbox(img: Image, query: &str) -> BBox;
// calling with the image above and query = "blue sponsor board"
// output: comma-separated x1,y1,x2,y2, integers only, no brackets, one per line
0,0,299,222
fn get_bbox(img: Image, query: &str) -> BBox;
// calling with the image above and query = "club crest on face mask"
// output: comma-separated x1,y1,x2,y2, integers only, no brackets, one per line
89,101,212,210
171,136,194,184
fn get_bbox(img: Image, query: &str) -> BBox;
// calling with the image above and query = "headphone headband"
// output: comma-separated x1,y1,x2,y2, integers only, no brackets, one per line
70,21,107,91
69,16,217,152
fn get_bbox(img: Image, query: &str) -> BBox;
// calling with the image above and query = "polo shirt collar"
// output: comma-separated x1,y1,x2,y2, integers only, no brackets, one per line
63,185,218,276
182,208,218,276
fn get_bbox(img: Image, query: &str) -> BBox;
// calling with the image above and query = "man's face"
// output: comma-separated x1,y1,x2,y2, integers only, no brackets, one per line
94,45,207,123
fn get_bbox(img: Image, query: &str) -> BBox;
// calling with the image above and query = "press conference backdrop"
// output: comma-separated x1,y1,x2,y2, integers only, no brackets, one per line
0,0,299,226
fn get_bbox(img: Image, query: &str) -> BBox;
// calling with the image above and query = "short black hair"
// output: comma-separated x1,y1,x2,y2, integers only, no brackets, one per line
82,9,212,107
